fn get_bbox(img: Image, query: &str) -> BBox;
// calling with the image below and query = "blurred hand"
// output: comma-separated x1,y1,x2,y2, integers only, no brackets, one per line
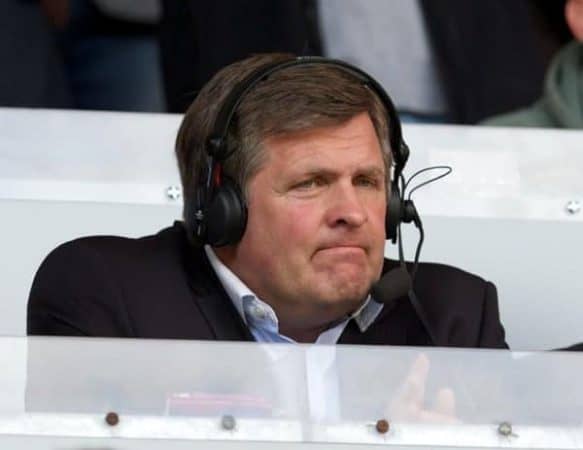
387,353,459,424
39,0,69,29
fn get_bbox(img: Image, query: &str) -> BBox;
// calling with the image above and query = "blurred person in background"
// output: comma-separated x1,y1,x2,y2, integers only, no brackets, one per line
0,0,72,108
483,0,583,129
46,0,166,112
318,0,449,124
0,0,165,112
2,0,568,123
159,0,321,113
318,0,547,124
159,0,548,123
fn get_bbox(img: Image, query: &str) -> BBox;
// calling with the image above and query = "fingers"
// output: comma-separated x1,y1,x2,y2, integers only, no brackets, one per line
434,387,456,418
416,388,459,424
387,354,459,424
386,354,429,419
399,353,430,406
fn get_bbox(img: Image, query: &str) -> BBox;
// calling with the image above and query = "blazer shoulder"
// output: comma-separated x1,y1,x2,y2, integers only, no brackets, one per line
46,222,196,276
45,224,184,264
415,261,490,291
27,224,193,337
27,235,135,337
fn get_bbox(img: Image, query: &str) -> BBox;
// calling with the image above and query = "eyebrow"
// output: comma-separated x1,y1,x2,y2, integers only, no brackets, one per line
295,165,386,178
354,166,386,178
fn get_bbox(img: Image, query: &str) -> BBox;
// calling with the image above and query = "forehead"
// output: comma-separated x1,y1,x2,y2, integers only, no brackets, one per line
261,113,386,169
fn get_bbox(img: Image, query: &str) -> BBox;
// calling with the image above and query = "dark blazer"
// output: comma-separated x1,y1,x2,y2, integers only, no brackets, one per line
27,222,507,348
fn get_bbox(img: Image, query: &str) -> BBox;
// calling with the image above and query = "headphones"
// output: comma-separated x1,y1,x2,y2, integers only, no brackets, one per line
186,56,418,247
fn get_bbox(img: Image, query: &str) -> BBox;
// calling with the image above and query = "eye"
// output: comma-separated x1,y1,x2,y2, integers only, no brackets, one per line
354,175,382,188
293,176,327,191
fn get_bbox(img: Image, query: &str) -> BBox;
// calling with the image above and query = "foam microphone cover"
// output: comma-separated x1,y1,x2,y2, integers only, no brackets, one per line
371,266,412,306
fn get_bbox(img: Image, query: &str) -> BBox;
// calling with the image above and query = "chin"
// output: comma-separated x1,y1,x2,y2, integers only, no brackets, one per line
305,267,375,306
319,280,372,307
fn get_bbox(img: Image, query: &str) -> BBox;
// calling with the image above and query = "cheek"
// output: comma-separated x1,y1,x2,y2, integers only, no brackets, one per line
281,203,323,232
370,203,389,262
370,200,387,232
276,203,321,247
246,200,319,248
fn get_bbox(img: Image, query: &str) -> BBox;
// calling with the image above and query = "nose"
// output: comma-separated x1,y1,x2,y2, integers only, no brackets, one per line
325,182,367,229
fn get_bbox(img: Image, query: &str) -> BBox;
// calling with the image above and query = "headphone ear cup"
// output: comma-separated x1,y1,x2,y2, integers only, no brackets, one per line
386,182,402,244
205,177,247,247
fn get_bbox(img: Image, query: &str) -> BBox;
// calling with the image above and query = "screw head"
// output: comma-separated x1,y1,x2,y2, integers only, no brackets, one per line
497,421,512,436
566,200,581,215
105,411,119,426
375,418,390,434
221,414,236,431
166,185,182,201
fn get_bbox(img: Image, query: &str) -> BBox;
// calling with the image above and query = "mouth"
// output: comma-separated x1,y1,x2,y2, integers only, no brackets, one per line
315,245,367,258
312,246,370,278
318,241,368,251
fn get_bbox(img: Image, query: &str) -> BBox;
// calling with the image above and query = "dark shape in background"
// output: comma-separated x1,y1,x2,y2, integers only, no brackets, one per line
420,0,547,124
159,0,322,113
0,1,73,108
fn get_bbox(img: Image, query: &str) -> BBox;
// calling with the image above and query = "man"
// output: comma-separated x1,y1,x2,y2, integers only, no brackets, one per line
27,53,507,348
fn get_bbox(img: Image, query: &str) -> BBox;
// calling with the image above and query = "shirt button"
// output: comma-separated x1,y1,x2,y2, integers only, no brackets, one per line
248,303,266,320
255,307,268,320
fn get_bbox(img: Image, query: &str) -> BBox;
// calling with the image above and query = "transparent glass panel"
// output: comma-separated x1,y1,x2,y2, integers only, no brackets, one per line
0,337,582,449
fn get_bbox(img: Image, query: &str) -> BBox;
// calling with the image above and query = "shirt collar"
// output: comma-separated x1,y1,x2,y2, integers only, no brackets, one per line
204,245,253,323
204,245,382,335
350,295,383,333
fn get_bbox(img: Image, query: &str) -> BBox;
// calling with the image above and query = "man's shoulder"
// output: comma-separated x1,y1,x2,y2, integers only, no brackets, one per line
414,260,490,290
410,260,496,313
384,258,491,292
28,222,219,337
32,222,216,304
380,258,505,348
41,222,193,271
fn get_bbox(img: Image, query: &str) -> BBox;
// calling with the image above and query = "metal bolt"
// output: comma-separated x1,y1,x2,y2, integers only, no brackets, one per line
221,414,236,431
497,421,513,437
105,411,119,426
166,185,182,201
566,200,581,215
375,419,390,434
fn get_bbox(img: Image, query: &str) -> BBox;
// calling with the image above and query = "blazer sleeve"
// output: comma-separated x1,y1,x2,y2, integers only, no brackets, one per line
477,281,508,349
27,239,134,337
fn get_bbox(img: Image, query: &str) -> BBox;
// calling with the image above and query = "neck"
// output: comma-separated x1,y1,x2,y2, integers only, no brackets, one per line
279,323,328,343
272,299,355,343
278,309,352,343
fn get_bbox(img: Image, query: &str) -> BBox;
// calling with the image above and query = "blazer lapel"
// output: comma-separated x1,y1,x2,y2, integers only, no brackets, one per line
195,291,254,342
181,240,253,342
338,298,410,346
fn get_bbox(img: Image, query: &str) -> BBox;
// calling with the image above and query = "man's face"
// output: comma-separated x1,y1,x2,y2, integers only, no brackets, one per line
566,0,583,41
218,112,387,332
